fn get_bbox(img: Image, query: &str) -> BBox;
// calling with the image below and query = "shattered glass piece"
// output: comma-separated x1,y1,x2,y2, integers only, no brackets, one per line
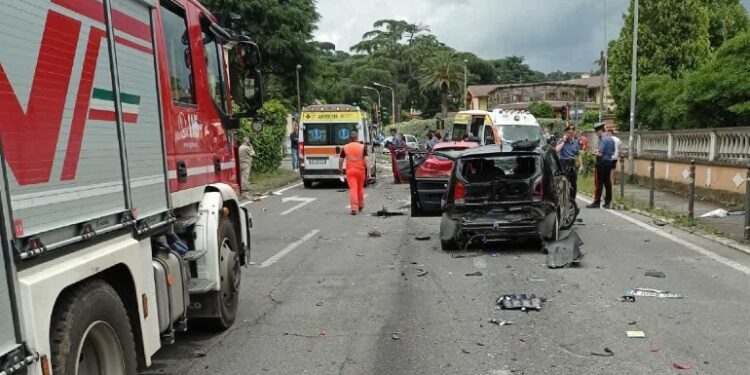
546,230,584,268
625,288,683,299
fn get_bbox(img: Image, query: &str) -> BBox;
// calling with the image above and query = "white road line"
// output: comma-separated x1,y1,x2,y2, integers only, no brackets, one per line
275,182,303,194
259,229,320,268
280,196,317,216
578,196,750,276
345,194,369,209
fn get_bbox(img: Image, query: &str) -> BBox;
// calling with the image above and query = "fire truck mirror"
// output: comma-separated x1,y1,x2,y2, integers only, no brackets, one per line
239,43,261,67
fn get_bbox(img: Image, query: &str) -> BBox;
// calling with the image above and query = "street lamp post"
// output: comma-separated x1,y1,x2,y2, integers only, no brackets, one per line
627,0,639,181
363,86,381,124
296,64,302,113
373,82,395,125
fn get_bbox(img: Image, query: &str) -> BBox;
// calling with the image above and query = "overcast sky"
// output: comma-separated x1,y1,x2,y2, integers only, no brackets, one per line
315,0,750,73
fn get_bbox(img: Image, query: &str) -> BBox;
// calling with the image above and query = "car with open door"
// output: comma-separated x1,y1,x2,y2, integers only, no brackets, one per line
408,142,479,216
438,142,578,250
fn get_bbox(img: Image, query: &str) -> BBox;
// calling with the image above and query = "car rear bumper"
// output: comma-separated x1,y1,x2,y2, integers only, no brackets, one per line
300,167,339,180
440,205,556,243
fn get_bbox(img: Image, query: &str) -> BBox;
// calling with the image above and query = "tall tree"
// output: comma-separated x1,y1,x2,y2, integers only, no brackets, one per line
704,0,750,50
492,56,545,84
608,0,712,123
419,51,463,119
201,0,320,107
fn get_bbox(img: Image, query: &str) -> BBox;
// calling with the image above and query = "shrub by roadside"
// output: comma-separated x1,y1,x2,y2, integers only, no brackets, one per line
240,100,288,174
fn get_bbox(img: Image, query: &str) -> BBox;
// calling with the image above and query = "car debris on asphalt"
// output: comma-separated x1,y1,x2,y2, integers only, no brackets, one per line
368,228,382,237
590,347,614,357
626,330,646,338
373,207,406,217
653,219,668,226
546,230,584,268
625,288,683,299
417,270,429,277
391,332,400,340
673,363,693,370
489,319,513,326
465,271,483,277
497,293,542,311
621,295,636,302
644,270,666,278
415,235,431,241
451,253,482,258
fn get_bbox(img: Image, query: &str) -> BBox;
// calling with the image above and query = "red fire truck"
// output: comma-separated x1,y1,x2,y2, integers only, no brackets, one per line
0,0,262,373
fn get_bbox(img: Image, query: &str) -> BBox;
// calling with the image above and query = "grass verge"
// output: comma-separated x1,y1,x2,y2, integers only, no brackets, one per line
249,168,300,194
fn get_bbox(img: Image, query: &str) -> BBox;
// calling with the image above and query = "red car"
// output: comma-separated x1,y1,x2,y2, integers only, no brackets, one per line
409,142,479,216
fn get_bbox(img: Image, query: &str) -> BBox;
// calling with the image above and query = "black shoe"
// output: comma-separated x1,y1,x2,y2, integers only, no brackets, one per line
602,203,611,209
350,211,357,216
586,202,600,209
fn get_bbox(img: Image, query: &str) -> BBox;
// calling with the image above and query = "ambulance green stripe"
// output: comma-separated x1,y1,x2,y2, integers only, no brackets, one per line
92,88,141,105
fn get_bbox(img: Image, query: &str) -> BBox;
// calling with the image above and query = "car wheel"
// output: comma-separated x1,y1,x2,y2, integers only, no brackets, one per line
560,199,578,230
303,180,313,189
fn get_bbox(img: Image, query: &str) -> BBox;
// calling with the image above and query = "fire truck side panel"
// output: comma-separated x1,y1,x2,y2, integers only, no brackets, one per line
1,1,130,238
111,0,171,219
17,235,161,371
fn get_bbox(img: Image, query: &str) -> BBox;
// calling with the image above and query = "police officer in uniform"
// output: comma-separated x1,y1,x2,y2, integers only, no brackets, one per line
588,123,616,209
555,125,583,199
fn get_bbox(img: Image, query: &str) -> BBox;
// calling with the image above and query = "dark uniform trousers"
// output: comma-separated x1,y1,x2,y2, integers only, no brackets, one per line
594,159,615,205
560,159,578,200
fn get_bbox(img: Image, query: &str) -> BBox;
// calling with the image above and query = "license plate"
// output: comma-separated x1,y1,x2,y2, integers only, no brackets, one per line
308,158,327,165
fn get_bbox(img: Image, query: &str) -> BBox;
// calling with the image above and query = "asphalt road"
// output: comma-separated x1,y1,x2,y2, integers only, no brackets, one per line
148,171,750,375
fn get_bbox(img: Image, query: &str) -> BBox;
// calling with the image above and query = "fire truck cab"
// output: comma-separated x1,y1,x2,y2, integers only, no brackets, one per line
0,0,262,373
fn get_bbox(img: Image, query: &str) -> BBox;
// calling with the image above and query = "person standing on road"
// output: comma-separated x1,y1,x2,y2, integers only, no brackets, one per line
290,122,300,170
587,123,615,209
608,127,622,185
338,131,370,215
239,137,255,198
555,126,583,199
425,130,435,152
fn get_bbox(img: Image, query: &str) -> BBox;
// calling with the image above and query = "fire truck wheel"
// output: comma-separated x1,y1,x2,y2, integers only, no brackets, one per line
303,179,313,188
50,279,137,375
213,217,240,329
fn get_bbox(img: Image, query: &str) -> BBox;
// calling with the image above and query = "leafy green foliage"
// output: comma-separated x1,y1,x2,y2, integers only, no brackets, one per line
240,100,288,173
578,110,601,131
528,101,554,118
419,51,464,119
492,56,545,83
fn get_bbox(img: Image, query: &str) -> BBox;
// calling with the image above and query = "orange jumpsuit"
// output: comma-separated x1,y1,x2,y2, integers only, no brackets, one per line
341,141,367,213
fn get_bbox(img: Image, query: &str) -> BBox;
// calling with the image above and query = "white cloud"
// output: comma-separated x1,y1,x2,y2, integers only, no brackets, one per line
315,0,750,73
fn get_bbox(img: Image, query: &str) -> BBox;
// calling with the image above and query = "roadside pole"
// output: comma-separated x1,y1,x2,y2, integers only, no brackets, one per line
688,160,696,221
620,159,625,197
627,0,639,182
649,159,655,209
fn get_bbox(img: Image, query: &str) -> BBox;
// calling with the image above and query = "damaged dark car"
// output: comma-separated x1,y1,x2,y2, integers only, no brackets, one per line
437,142,578,250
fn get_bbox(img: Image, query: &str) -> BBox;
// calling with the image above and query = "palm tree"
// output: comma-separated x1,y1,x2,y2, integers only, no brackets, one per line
419,50,463,120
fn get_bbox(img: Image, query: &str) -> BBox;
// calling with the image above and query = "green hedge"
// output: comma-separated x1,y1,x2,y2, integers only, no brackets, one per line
390,119,455,142
240,100,288,173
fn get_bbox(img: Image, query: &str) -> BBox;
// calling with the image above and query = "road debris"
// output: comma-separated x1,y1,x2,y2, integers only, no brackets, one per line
489,319,513,326
673,363,693,370
700,208,728,218
626,288,683,299
415,235,431,241
644,270,666,278
191,350,207,358
626,331,646,338
621,295,636,302
461,349,471,354
590,347,614,357
356,253,364,257
653,219,667,226
391,332,400,340
497,293,542,311
650,347,660,353
627,321,637,325
476,342,485,347
368,228,382,237
315,301,324,307
417,270,429,277
546,230,584,268
373,207,405,217
465,271,483,277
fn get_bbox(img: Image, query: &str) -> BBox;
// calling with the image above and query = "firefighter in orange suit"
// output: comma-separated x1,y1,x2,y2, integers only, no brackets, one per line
338,131,369,215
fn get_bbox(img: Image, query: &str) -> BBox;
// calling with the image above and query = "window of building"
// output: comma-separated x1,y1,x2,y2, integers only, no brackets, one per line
161,3,195,105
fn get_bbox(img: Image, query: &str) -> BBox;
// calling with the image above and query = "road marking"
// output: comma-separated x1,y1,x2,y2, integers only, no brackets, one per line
275,182,303,194
280,195,317,215
578,196,750,276
259,229,320,268
345,194,369,209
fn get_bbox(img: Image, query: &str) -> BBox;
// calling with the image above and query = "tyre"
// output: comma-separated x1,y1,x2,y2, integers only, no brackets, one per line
50,279,137,375
560,199,578,230
303,179,313,189
212,217,240,330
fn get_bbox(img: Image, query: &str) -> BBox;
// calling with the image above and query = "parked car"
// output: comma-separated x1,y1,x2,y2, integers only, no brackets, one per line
408,142,480,216
436,142,578,250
